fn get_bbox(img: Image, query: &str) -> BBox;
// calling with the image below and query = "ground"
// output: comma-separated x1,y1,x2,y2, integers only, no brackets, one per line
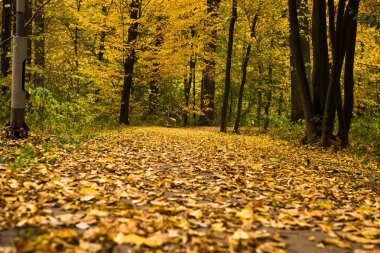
0,127,379,253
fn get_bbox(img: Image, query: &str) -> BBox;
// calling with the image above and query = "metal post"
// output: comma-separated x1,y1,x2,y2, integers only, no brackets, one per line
6,0,29,139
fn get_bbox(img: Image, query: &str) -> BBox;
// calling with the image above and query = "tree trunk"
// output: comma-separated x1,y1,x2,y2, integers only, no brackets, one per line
188,26,196,125
290,0,310,122
278,91,284,116
8,0,29,138
263,90,272,131
25,0,32,65
148,21,163,116
341,0,359,147
73,0,81,68
256,89,262,126
234,14,258,133
321,0,346,147
34,0,45,86
183,75,190,126
220,0,237,133
199,0,220,126
1,0,12,82
228,89,233,123
288,0,317,143
119,0,140,125
311,0,329,131
98,6,107,61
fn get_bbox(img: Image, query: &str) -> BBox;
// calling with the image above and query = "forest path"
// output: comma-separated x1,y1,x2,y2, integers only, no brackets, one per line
0,127,379,252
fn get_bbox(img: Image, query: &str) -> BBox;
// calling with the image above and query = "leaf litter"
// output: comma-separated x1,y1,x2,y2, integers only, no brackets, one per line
0,127,379,252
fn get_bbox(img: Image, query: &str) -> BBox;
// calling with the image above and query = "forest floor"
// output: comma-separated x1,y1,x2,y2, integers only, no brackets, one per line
0,127,379,253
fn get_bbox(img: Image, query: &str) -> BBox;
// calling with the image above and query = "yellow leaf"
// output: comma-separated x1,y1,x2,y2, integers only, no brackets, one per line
323,238,352,249
53,229,78,239
211,222,226,232
113,233,146,246
236,204,253,220
232,229,250,240
189,209,202,219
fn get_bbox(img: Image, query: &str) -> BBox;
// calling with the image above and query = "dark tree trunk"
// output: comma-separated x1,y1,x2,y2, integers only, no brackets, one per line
220,0,237,133
1,0,12,82
311,0,329,131
288,0,317,143
34,0,45,86
290,0,310,122
25,0,32,66
327,0,335,49
321,0,347,147
148,63,159,115
199,0,220,126
119,0,140,125
234,14,258,133
341,0,360,147
183,75,190,126
256,89,262,126
228,89,233,123
188,26,196,125
73,0,81,68
263,90,272,131
278,91,284,116
192,60,196,125
148,20,163,116
98,6,107,61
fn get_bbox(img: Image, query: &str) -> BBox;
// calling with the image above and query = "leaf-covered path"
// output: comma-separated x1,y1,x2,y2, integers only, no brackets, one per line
1,127,379,252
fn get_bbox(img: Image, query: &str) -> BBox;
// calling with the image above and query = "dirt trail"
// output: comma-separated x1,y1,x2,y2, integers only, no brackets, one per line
0,127,379,252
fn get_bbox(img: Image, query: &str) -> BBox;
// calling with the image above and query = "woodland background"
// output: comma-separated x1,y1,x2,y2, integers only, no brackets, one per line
0,0,378,158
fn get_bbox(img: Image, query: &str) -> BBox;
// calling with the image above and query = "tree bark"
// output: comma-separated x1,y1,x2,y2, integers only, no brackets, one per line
148,19,163,116
341,0,360,147
263,90,272,131
183,75,190,126
290,0,310,122
234,14,258,133
119,0,140,125
288,0,317,143
321,0,346,147
311,0,329,130
200,0,220,126
1,0,12,81
34,0,45,86
98,6,107,61
220,0,237,133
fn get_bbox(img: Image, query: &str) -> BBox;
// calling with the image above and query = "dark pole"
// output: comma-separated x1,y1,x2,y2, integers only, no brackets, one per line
6,0,29,139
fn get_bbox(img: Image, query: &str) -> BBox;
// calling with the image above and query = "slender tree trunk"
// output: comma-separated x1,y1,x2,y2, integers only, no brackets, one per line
288,0,317,143
183,75,190,126
220,0,237,133
234,14,258,133
189,26,196,126
256,89,262,126
1,0,12,82
98,6,107,61
200,0,220,126
192,60,196,125
263,90,272,131
228,89,233,123
25,0,32,65
148,20,163,116
321,0,346,146
34,0,45,86
341,0,360,147
119,0,141,125
278,91,284,116
311,0,329,132
148,63,159,115
290,0,310,122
